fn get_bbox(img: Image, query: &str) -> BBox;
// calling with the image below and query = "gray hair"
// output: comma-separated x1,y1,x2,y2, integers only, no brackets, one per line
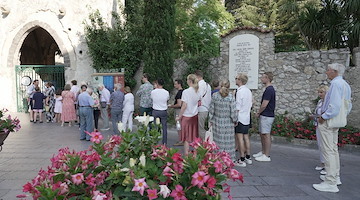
114,83,122,91
328,63,345,76
98,84,105,88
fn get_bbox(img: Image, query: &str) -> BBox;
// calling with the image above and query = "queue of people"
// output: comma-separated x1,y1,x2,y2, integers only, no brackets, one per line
25,62,352,193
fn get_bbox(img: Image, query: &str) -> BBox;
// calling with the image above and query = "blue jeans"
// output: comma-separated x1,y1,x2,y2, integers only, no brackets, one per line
111,108,123,135
79,107,94,140
152,110,168,145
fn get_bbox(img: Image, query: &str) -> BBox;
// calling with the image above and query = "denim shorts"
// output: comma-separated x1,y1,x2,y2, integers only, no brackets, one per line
259,115,275,134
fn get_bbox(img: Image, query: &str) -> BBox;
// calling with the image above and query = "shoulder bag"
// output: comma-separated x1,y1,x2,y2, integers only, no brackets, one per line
327,83,350,128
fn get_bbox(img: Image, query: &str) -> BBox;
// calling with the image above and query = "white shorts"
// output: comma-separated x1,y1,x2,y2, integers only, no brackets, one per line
259,115,275,134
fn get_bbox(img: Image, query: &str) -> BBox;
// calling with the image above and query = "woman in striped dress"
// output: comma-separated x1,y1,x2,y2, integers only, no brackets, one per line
61,84,77,126
45,82,56,123
209,79,237,161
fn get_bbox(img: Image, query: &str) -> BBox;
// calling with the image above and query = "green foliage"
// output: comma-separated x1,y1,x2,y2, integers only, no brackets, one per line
175,0,234,58
143,0,176,90
233,0,278,29
85,7,143,89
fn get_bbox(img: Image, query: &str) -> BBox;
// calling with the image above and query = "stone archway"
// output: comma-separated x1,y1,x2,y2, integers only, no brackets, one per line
7,20,74,68
20,27,62,65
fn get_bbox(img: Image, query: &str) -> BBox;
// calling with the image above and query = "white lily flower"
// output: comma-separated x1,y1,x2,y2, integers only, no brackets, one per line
118,122,125,132
159,185,171,198
156,117,160,125
120,168,129,172
129,158,136,167
139,153,146,167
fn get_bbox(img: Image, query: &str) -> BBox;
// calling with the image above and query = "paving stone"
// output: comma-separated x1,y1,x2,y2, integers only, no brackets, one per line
0,189,10,199
261,175,315,185
255,185,307,197
230,186,264,198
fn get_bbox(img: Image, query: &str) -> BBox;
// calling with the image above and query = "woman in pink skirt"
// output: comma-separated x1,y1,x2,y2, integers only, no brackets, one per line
176,74,201,155
61,84,77,126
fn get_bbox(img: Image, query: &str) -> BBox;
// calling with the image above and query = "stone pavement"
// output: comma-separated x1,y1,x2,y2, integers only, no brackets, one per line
1,113,360,200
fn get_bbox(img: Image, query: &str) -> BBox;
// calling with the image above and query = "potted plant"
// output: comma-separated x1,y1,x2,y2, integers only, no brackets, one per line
20,122,243,199
0,108,21,151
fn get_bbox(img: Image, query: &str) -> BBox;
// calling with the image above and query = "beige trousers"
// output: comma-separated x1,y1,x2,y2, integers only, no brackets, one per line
318,121,340,185
198,111,208,140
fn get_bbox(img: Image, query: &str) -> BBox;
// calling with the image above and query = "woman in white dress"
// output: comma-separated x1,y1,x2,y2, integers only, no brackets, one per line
54,89,63,123
122,86,135,131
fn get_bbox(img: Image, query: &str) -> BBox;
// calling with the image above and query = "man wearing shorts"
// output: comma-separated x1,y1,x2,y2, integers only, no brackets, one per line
253,72,276,162
234,73,253,167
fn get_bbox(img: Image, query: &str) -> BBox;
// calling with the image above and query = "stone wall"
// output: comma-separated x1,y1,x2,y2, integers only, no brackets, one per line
173,28,359,128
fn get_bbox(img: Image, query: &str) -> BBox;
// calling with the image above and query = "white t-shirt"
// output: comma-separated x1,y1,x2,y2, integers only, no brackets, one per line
70,85,80,99
236,85,253,125
151,88,169,111
198,79,212,112
123,93,135,112
181,87,200,117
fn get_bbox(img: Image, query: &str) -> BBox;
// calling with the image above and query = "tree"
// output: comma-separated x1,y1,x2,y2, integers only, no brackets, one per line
143,0,176,90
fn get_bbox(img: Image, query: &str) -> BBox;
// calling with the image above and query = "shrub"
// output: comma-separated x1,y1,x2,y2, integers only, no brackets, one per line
21,123,243,199
270,114,360,146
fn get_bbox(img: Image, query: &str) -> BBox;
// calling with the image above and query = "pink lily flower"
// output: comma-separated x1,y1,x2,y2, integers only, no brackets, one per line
87,131,103,144
191,171,209,188
170,184,187,200
131,178,148,196
71,173,84,185
146,189,158,200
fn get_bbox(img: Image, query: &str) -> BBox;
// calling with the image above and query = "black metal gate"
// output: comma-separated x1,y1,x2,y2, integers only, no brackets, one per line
15,65,65,112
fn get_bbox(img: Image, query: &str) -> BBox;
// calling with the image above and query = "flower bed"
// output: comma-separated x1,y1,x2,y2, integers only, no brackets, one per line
20,124,243,199
268,114,360,146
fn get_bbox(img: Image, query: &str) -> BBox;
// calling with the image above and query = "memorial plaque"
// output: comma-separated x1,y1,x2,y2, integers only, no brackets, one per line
229,34,259,89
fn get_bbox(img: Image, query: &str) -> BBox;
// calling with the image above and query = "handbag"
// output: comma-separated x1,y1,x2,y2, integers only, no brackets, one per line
45,105,50,112
327,84,350,128
205,126,213,142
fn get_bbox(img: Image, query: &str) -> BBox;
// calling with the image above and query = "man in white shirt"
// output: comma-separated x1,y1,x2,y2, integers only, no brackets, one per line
195,70,211,139
234,73,253,167
98,84,111,130
151,78,169,145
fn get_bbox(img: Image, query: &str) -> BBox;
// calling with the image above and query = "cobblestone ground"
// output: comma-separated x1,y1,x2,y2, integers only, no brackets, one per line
1,113,359,200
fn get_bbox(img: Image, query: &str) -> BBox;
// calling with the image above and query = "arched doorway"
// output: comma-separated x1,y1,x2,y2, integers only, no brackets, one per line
16,27,65,112
20,27,62,65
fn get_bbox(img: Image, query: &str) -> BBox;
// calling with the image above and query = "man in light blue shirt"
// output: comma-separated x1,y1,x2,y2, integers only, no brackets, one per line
313,63,352,193
78,86,95,141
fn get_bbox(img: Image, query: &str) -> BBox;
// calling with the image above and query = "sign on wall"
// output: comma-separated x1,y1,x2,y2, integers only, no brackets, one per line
229,34,259,89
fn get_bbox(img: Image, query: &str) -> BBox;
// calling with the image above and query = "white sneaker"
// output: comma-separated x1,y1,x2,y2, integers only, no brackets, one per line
320,170,327,175
255,154,271,162
313,182,339,193
234,160,246,167
320,175,342,185
244,158,253,165
315,166,324,171
253,151,263,158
